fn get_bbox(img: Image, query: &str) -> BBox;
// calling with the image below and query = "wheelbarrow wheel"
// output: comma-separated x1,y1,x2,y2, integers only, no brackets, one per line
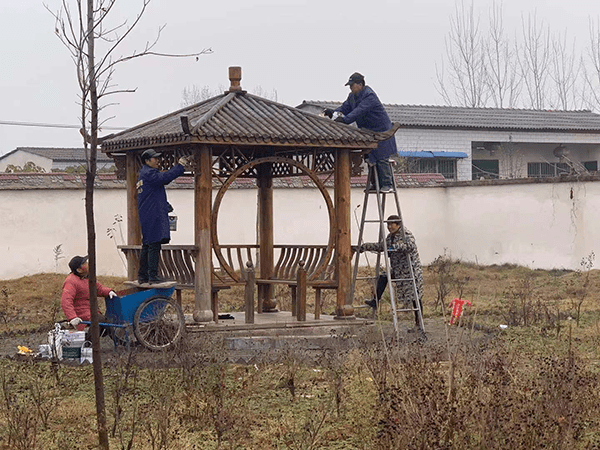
133,296,185,351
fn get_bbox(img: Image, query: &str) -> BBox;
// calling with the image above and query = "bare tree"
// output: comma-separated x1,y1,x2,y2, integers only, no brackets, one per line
498,137,523,178
517,13,551,109
181,84,223,107
47,1,211,448
251,85,279,102
181,84,278,107
484,1,521,108
549,31,582,110
583,17,600,111
436,1,488,107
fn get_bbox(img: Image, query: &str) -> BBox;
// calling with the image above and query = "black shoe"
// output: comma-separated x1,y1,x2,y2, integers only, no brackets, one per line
364,299,378,310
137,278,148,285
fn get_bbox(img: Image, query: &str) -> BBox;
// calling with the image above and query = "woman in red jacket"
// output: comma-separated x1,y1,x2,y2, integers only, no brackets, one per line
61,255,117,332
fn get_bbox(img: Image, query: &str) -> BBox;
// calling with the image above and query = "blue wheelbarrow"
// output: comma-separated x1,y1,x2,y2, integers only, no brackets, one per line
81,286,185,351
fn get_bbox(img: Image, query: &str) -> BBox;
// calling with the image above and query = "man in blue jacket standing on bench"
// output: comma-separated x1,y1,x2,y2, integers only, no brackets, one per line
324,72,397,192
136,148,190,286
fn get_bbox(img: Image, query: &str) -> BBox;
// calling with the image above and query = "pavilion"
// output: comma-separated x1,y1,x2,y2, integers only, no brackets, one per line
101,67,399,323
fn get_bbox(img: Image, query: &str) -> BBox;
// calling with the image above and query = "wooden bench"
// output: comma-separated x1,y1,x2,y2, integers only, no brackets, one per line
118,244,338,322
118,245,229,323
218,244,337,320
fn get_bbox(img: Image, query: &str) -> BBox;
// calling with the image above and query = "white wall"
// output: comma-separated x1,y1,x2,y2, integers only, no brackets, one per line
398,128,600,181
0,151,52,172
1,180,598,279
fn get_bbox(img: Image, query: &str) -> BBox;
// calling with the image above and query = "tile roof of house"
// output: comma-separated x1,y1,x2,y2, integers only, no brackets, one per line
101,92,396,153
299,101,600,132
0,147,113,162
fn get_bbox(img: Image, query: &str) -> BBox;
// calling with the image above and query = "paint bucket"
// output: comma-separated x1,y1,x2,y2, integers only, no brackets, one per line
80,341,93,364
169,214,177,231
61,331,86,360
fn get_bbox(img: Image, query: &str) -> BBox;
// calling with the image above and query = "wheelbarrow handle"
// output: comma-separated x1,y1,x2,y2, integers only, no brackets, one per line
80,320,122,328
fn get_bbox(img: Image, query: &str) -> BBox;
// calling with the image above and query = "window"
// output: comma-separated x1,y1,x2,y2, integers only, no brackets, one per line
472,160,499,180
416,159,457,180
527,162,570,178
584,161,598,172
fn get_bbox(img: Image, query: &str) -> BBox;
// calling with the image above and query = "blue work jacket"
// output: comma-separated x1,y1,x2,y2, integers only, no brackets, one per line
335,86,398,163
137,164,184,245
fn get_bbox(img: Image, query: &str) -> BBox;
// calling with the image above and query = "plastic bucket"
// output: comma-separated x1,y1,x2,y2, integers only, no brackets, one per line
62,331,86,360
169,214,177,231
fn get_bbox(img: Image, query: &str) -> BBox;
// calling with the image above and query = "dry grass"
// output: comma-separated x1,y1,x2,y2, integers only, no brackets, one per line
3,262,600,448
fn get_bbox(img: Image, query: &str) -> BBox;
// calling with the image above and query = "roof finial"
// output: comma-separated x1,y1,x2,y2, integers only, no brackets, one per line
228,66,243,92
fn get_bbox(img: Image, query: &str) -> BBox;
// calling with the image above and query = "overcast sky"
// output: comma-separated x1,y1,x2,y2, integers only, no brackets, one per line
1,0,599,155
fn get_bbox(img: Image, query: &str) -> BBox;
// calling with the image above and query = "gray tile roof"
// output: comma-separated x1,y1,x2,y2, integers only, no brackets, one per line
1,147,113,162
298,102,600,132
101,92,395,153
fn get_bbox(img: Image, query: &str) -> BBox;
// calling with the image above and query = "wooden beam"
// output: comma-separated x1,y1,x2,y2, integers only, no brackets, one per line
334,148,354,319
126,152,141,280
193,144,213,323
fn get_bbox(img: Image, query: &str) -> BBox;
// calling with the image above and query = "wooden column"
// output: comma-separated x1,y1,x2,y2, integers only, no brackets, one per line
193,145,213,323
296,261,307,321
335,149,354,319
258,163,277,312
244,262,256,324
126,152,141,280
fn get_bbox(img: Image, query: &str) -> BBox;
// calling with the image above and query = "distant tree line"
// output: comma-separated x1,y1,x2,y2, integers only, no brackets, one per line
437,1,600,111
181,84,279,107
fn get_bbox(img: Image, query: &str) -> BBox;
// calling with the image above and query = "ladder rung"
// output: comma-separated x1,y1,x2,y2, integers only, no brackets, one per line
396,308,418,312
363,219,385,223
390,278,415,282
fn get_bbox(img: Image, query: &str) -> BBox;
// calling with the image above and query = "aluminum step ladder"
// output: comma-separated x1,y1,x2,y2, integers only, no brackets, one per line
351,162,425,338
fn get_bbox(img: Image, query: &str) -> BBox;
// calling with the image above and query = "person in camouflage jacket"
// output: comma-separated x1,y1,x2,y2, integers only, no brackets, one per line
359,215,424,330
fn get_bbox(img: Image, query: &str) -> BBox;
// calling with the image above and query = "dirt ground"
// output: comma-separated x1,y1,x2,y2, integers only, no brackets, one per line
1,314,495,369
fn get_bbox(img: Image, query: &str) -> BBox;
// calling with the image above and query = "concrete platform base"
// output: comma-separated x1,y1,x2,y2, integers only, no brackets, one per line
185,310,374,333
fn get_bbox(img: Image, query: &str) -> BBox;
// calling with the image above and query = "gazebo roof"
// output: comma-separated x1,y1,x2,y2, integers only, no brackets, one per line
102,84,394,153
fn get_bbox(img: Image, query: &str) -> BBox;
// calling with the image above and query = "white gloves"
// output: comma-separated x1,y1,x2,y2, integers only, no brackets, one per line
108,290,118,299
70,317,82,328
178,156,192,167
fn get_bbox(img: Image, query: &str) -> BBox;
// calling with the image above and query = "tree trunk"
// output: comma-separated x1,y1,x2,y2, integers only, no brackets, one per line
86,1,109,448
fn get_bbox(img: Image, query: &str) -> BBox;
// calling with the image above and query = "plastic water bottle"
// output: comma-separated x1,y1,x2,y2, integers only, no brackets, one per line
80,341,93,364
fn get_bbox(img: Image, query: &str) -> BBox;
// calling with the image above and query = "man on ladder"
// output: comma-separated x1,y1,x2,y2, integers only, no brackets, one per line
358,215,425,337
325,71,425,339
324,72,397,192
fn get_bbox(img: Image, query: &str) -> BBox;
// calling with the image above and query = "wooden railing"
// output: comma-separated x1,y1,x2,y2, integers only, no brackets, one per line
118,244,338,322
217,244,335,283
118,245,197,288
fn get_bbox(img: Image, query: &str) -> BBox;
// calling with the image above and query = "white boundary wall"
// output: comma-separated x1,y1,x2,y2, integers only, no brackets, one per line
1,180,599,279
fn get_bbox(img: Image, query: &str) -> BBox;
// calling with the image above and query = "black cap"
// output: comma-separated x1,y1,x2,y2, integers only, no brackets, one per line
68,255,88,273
141,148,162,162
386,215,401,224
345,72,365,86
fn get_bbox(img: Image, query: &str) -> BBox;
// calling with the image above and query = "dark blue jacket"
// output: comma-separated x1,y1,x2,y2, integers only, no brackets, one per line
137,164,185,245
335,86,398,163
